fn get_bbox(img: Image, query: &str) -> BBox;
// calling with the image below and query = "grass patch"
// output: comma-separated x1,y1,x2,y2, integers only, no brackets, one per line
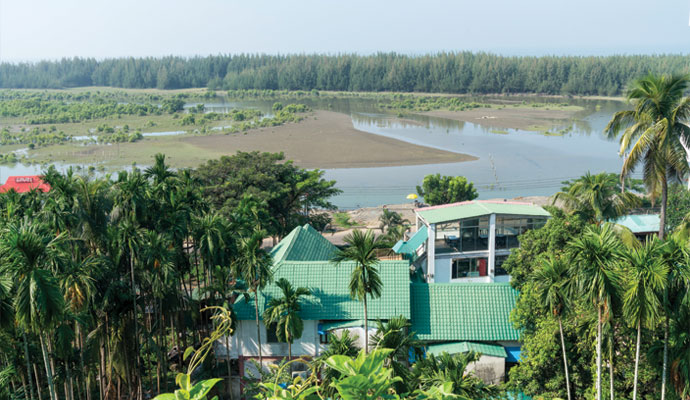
490,129,509,135
332,212,357,229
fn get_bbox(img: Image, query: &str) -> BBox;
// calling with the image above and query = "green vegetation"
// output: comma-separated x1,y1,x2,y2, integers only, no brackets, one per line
416,174,478,206
332,212,357,229
0,151,341,399
5,53,690,95
606,73,690,238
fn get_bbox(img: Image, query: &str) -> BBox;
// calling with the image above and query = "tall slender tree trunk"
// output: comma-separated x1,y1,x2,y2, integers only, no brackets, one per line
363,295,369,354
608,337,614,400
596,306,602,400
22,332,36,400
633,321,641,400
254,290,263,366
129,253,143,400
558,317,572,400
33,363,43,400
225,332,233,400
39,334,58,400
662,318,669,400
660,177,668,239
19,369,29,400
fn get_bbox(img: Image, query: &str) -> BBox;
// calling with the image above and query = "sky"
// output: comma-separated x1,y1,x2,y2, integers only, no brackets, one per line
1,0,690,62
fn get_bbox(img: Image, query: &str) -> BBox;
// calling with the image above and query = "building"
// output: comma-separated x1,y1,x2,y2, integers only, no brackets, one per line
611,213,660,241
218,221,524,388
396,200,550,283
223,224,411,377
0,176,50,193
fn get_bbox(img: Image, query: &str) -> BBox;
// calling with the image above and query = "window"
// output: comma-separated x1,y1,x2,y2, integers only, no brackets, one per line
495,216,547,250
495,255,509,276
459,217,489,251
266,323,280,343
319,331,329,344
452,257,488,279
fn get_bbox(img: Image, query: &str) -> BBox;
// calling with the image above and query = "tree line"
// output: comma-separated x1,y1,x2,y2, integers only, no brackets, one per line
3,53,690,95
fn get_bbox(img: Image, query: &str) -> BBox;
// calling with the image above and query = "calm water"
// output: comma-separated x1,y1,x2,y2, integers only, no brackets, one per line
203,96,632,209
0,96,633,209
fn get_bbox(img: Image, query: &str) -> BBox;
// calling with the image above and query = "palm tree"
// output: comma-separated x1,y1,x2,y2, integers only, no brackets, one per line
568,224,623,400
370,316,423,393
379,209,410,233
331,229,387,353
410,352,498,399
605,73,690,239
234,230,272,366
657,234,690,400
262,278,311,360
621,239,668,400
532,255,573,400
1,221,66,400
553,172,640,224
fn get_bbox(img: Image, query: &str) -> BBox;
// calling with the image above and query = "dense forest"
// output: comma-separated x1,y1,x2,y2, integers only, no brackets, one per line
2,53,690,95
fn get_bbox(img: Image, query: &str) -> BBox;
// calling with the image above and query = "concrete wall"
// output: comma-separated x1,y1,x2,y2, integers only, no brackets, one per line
466,355,506,384
216,319,321,360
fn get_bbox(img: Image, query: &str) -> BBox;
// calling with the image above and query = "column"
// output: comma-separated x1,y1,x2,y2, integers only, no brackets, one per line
488,213,496,282
427,223,436,282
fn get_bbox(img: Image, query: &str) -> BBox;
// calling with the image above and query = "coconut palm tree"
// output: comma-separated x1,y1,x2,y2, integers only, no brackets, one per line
568,224,623,400
553,172,640,224
1,221,67,400
331,229,387,353
263,278,311,360
605,73,690,239
532,255,573,400
234,230,272,366
621,239,668,400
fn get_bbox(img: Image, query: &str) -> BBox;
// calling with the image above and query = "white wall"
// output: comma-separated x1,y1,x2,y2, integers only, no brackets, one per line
216,320,321,359
330,326,377,350
434,257,452,283
466,355,506,384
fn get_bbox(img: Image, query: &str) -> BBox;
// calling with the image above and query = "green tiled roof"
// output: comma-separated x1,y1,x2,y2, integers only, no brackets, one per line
393,228,428,255
235,260,411,321
270,224,338,263
426,341,507,358
611,214,660,234
410,283,520,341
416,200,550,225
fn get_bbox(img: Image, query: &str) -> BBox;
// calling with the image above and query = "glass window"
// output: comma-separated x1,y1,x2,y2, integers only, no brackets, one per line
452,257,488,279
266,323,280,343
459,217,489,251
495,255,509,276
495,216,547,250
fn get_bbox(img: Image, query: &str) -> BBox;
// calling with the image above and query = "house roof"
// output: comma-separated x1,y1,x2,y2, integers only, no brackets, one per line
270,224,338,263
392,228,428,255
410,282,520,342
416,200,550,225
0,176,50,193
426,341,508,358
234,260,412,321
611,214,660,234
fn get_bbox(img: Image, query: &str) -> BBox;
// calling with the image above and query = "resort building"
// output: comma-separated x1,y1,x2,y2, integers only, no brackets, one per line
395,200,550,283
218,222,523,387
0,175,50,193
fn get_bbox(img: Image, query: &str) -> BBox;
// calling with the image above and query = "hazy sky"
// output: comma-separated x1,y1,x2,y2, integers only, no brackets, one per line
2,0,690,62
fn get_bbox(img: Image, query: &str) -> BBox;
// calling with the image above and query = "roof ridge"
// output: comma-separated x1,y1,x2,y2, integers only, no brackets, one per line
416,199,538,213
